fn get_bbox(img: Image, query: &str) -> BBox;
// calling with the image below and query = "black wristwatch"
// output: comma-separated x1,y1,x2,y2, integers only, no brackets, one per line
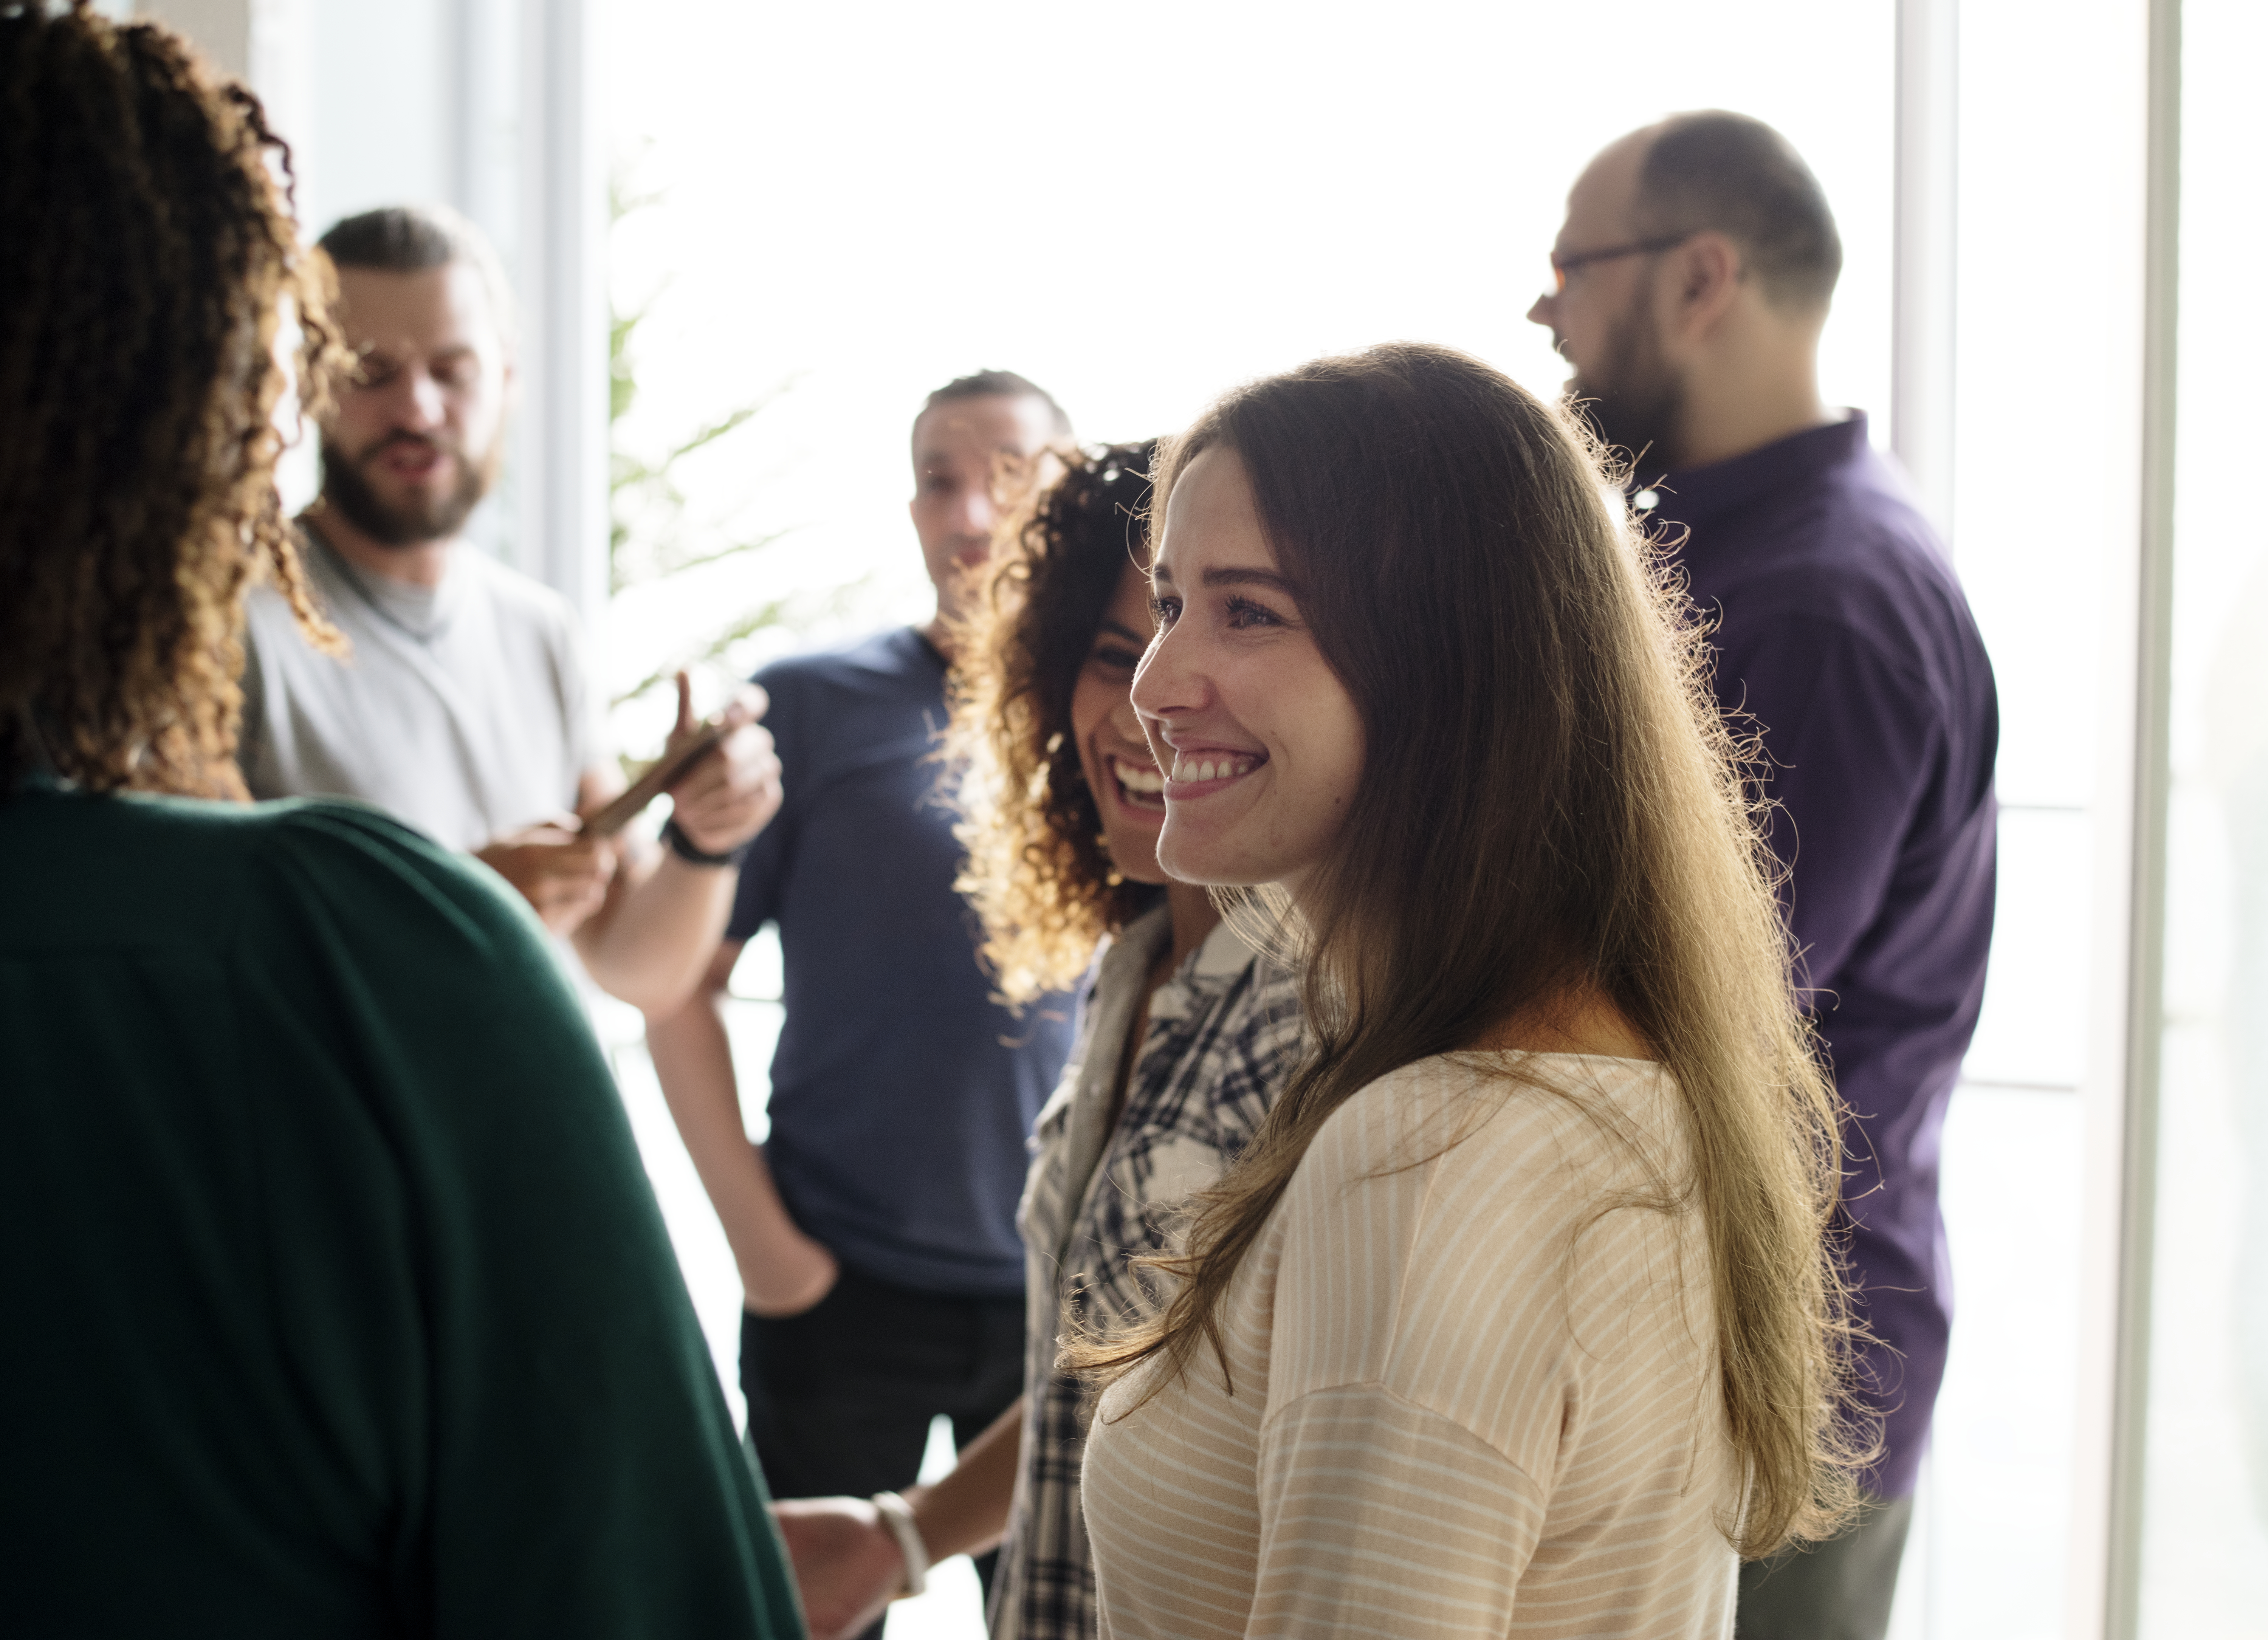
661,818,741,869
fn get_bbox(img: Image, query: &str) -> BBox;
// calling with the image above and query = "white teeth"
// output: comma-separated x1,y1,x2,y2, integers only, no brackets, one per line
1111,757,1165,794
1171,752,1256,783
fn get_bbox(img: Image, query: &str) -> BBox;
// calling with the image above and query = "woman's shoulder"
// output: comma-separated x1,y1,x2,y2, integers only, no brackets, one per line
3,784,516,956
170,791,544,974
240,790,471,869
160,798,602,1117
233,795,547,956
1269,1055,1706,1438
1298,1052,1682,1212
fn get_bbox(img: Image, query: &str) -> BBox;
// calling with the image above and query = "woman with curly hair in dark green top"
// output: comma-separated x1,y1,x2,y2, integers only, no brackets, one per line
0,7,802,1634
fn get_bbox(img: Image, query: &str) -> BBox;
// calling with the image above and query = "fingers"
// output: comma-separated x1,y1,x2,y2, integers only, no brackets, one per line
715,681,768,731
669,728,784,857
490,816,581,847
534,877,609,934
475,822,620,933
510,832,618,890
514,851,611,934
674,724,779,813
708,722,778,789
769,1499,901,1640
533,835,613,877
662,679,768,756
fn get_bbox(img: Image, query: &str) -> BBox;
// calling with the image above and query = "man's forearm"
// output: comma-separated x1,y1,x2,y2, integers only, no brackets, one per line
644,979,837,1313
576,847,739,1013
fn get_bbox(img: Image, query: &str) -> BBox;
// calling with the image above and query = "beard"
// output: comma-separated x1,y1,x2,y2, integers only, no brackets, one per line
319,428,498,546
1566,290,1685,486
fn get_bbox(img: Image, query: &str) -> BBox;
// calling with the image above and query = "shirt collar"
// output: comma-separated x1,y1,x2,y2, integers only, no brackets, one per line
1148,914,1264,1024
1189,916,1259,979
302,519,464,642
1641,410,1871,537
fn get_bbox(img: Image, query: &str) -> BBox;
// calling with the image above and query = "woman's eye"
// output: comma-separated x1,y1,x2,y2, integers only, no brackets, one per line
1148,595,1180,629
1089,644,1141,673
1223,596,1284,630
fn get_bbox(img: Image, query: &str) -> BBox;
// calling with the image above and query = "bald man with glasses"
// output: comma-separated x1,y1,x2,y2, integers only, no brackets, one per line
1531,112,1999,1640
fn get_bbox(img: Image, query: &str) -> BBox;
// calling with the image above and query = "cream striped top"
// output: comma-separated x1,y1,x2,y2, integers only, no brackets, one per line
1079,1052,1741,1638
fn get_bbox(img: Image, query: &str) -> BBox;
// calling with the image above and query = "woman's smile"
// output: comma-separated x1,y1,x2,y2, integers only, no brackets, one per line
1107,753,1167,812
1160,747,1267,799
1071,561,1179,882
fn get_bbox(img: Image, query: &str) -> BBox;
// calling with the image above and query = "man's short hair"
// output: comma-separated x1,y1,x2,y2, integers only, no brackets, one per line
317,204,516,347
1635,112,1842,311
921,369,1072,440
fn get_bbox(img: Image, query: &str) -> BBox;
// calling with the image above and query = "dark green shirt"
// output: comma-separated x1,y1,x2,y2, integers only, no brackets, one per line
0,781,805,1638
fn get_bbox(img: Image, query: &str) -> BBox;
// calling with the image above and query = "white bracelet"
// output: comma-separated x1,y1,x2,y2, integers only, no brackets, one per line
871,1490,929,1598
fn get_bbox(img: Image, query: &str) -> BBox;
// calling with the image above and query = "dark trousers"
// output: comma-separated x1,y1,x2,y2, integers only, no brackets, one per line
741,1264,1025,1631
1735,1493,1915,1640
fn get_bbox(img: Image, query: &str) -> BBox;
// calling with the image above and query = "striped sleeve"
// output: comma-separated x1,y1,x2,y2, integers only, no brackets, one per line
1251,1383,1544,1638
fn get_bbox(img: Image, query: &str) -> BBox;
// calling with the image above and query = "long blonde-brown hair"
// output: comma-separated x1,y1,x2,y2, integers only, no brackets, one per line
0,2,344,799
1070,344,1865,1557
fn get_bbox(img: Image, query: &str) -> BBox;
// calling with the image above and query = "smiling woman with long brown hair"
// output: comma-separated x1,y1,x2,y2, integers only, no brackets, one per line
0,6,797,1633
1070,343,1866,1638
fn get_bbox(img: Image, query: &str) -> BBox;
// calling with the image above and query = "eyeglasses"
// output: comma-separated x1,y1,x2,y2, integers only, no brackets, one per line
1545,234,1692,296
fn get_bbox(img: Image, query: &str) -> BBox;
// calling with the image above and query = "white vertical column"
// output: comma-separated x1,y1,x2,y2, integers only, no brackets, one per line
1884,17,1958,1634
512,0,609,633
447,0,518,245
1893,0,1958,536
2101,0,2185,1634
2056,0,2183,1632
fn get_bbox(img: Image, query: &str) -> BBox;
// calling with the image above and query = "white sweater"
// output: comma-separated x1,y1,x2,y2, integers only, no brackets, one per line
1080,1052,1741,1638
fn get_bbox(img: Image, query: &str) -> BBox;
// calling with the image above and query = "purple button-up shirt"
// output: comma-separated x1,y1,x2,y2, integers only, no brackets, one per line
1653,413,1997,1498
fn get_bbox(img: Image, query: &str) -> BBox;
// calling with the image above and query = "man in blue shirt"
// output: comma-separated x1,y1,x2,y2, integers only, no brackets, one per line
647,372,1077,1622
1530,114,1997,1640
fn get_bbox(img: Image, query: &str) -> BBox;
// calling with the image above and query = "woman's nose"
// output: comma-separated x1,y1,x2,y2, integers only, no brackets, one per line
1131,618,1198,723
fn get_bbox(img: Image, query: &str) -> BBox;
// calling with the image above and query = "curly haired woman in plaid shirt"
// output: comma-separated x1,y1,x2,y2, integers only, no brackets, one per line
770,443,1303,1640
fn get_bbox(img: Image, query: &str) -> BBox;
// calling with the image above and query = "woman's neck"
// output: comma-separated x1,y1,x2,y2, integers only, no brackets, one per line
1163,881,1221,974
1471,984,1655,1061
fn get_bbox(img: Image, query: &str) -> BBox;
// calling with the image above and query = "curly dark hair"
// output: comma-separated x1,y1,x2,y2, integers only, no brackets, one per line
947,441,1158,1003
0,0,345,798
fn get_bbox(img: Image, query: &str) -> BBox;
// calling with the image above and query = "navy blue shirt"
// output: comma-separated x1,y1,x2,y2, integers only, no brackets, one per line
1653,415,1997,1498
729,627,1074,1297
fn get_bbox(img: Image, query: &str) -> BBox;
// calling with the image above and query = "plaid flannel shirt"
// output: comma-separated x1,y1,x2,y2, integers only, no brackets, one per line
987,904,1303,1640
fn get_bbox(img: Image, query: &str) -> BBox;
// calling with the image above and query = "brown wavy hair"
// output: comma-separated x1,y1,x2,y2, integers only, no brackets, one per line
0,1,345,798
1069,344,1865,1557
946,442,1158,1004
